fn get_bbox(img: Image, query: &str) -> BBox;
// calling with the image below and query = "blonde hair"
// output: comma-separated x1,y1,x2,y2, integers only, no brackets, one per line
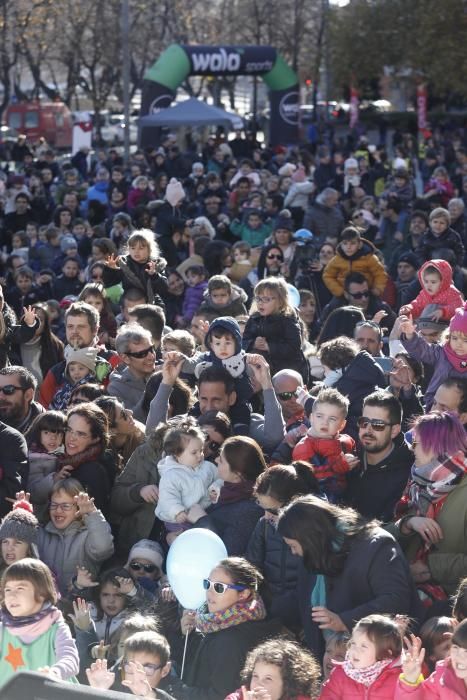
253,277,294,316
125,228,160,260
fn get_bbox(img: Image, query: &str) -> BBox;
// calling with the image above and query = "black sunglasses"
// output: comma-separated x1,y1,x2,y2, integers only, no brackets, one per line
349,291,370,299
0,385,25,396
267,253,283,260
357,417,394,431
275,390,298,401
124,345,156,359
129,562,158,574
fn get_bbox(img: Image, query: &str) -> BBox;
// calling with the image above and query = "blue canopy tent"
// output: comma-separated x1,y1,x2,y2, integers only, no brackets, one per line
138,97,243,136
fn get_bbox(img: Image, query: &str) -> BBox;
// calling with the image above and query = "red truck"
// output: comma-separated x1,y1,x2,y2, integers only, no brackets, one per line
4,100,73,149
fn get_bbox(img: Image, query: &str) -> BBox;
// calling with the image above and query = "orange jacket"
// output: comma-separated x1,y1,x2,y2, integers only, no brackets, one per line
323,238,388,297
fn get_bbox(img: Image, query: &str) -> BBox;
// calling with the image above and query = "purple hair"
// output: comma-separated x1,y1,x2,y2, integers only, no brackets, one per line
412,411,467,457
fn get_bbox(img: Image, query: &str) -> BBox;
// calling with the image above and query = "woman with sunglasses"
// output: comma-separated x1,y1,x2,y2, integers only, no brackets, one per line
181,556,281,700
277,494,421,659
391,411,467,602
238,244,285,305
246,462,320,626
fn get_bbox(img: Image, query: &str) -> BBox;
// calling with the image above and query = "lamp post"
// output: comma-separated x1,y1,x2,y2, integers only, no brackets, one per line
121,0,130,164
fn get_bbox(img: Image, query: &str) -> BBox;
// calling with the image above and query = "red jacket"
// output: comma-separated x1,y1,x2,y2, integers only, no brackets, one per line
406,259,463,320
395,659,466,700
226,693,312,700
319,661,401,700
292,433,355,489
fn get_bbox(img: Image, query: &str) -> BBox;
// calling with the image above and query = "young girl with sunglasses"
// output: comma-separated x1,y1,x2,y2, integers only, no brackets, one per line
242,277,309,382
0,558,79,688
180,556,281,700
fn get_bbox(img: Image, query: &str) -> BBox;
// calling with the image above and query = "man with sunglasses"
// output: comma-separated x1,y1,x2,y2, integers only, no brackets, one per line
345,389,413,522
319,271,396,331
0,366,44,433
108,324,158,414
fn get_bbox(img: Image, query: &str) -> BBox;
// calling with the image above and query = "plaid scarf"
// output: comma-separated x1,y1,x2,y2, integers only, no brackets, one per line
195,595,266,635
343,653,396,687
395,450,467,519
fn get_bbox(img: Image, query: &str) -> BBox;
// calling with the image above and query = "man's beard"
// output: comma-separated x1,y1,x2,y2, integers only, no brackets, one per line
0,402,25,426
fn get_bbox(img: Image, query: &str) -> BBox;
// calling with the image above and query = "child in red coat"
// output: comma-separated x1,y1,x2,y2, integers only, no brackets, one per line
396,620,467,699
292,387,358,502
399,259,463,322
320,614,403,700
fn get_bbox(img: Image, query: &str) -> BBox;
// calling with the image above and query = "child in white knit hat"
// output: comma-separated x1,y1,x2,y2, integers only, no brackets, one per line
51,345,99,410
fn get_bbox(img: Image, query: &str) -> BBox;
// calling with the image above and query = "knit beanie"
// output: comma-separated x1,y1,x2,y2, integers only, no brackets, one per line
64,344,98,373
0,500,39,550
165,178,185,207
126,539,164,570
60,235,77,253
344,157,358,171
449,303,467,335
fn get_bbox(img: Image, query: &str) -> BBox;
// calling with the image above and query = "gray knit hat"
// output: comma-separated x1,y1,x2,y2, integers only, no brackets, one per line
0,501,39,548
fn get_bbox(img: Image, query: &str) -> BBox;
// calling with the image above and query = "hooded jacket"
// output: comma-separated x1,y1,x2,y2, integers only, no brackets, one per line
320,659,402,700
395,658,467,700
322,237,388,297
404,259,464,320
155,455,218,523
199,285,248,317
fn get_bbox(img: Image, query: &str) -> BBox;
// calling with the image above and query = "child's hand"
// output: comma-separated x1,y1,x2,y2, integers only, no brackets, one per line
53,464,73,482
23,305,37,327
69,597,92,631
399,314,416,339
160,585,177,603
115,575,137,596
139,484,159,503
181,609,196,635
76,566,99,589
86,658,115,690
121,661,154,697
399,305,411,317
175,510,188,523
161,351,185,385
104,254,120,269
430,308,443,321
75,492,97,516
145,260,157,276
254,336,269,352
401,634,425,684
91,640,111,659
372,309,387,324
246,354,273,390
344,454,360,470
208,484,221,503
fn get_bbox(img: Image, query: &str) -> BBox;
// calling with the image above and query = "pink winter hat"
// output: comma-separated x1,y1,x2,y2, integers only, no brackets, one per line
449,302,467,334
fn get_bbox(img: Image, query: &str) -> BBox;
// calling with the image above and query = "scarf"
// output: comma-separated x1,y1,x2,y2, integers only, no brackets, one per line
343,653,394,687
195,595,266,635
395,450,467,519
216,480,254,506
443,343,467,372
58,443,103,470
0,604,61,643
53,373,96,411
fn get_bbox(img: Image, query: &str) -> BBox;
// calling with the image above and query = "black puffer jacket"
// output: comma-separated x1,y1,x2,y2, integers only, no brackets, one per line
242,311,309,383
103,254,168,306
246,517,300,624
416,226,465,266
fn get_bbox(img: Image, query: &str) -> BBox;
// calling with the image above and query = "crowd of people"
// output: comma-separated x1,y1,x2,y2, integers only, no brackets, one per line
0,127,467,698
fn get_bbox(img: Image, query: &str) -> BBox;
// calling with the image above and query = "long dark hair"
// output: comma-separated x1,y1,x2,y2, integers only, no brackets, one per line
257,244,285,280
32,303,64,375
254,461,320,504
277,495,376,575
221,436,267,482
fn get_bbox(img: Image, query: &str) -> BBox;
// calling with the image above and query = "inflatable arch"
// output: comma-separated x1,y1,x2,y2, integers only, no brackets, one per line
140,44,299,146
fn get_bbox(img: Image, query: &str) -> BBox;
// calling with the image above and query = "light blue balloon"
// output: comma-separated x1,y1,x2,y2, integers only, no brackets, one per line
166,528,227,610
287,283,301,308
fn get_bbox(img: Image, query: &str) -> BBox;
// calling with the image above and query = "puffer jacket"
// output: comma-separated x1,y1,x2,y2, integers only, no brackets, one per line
405,259,464,320
395,659,466,700
242,311,309,383
199,285,248,318
37,511,114,596
155,455,218,523
246,516,300,622
416,226,465,267
320,660,402,700
322,238,388,297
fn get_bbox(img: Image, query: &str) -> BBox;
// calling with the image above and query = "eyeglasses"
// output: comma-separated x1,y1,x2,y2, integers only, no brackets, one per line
357,417,394,431
65,427,92,439
129,562,158,574
266,253,283,260
349,291,370,299
254,295,276,304
124,345,156,359
275,390,299,401
123,662,163,676
203,578,248,594
49,502,76,511
0,385,25,396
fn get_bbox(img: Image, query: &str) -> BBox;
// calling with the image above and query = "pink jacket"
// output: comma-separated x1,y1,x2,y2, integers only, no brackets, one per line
319,662,401,700
395,659,466,700
406,259,463,320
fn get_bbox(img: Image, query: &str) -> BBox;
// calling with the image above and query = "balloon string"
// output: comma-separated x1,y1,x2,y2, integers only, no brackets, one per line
180,630,189,680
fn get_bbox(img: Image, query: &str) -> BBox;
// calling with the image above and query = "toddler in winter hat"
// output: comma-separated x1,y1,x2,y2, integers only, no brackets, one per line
165,178,186,207
0,500,40,561
449,301,467,335
126,539,164,582
64,345,98,384
60,235,78,254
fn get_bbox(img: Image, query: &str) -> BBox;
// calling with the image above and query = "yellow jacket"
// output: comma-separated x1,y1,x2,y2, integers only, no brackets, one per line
322,239,388,296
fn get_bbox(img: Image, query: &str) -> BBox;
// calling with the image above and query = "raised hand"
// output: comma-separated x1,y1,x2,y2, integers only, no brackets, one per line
246,353,272,390
86,658,115,690
399,314,416,340
401,634,425,684
104,254,120,269
115,575,137,596
180,609,196,635
121,661,154,697
75,492,97,516
161,351,185,385
76,566,99,589
23,305,37,327
145,260,158,276
69,597,92,631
